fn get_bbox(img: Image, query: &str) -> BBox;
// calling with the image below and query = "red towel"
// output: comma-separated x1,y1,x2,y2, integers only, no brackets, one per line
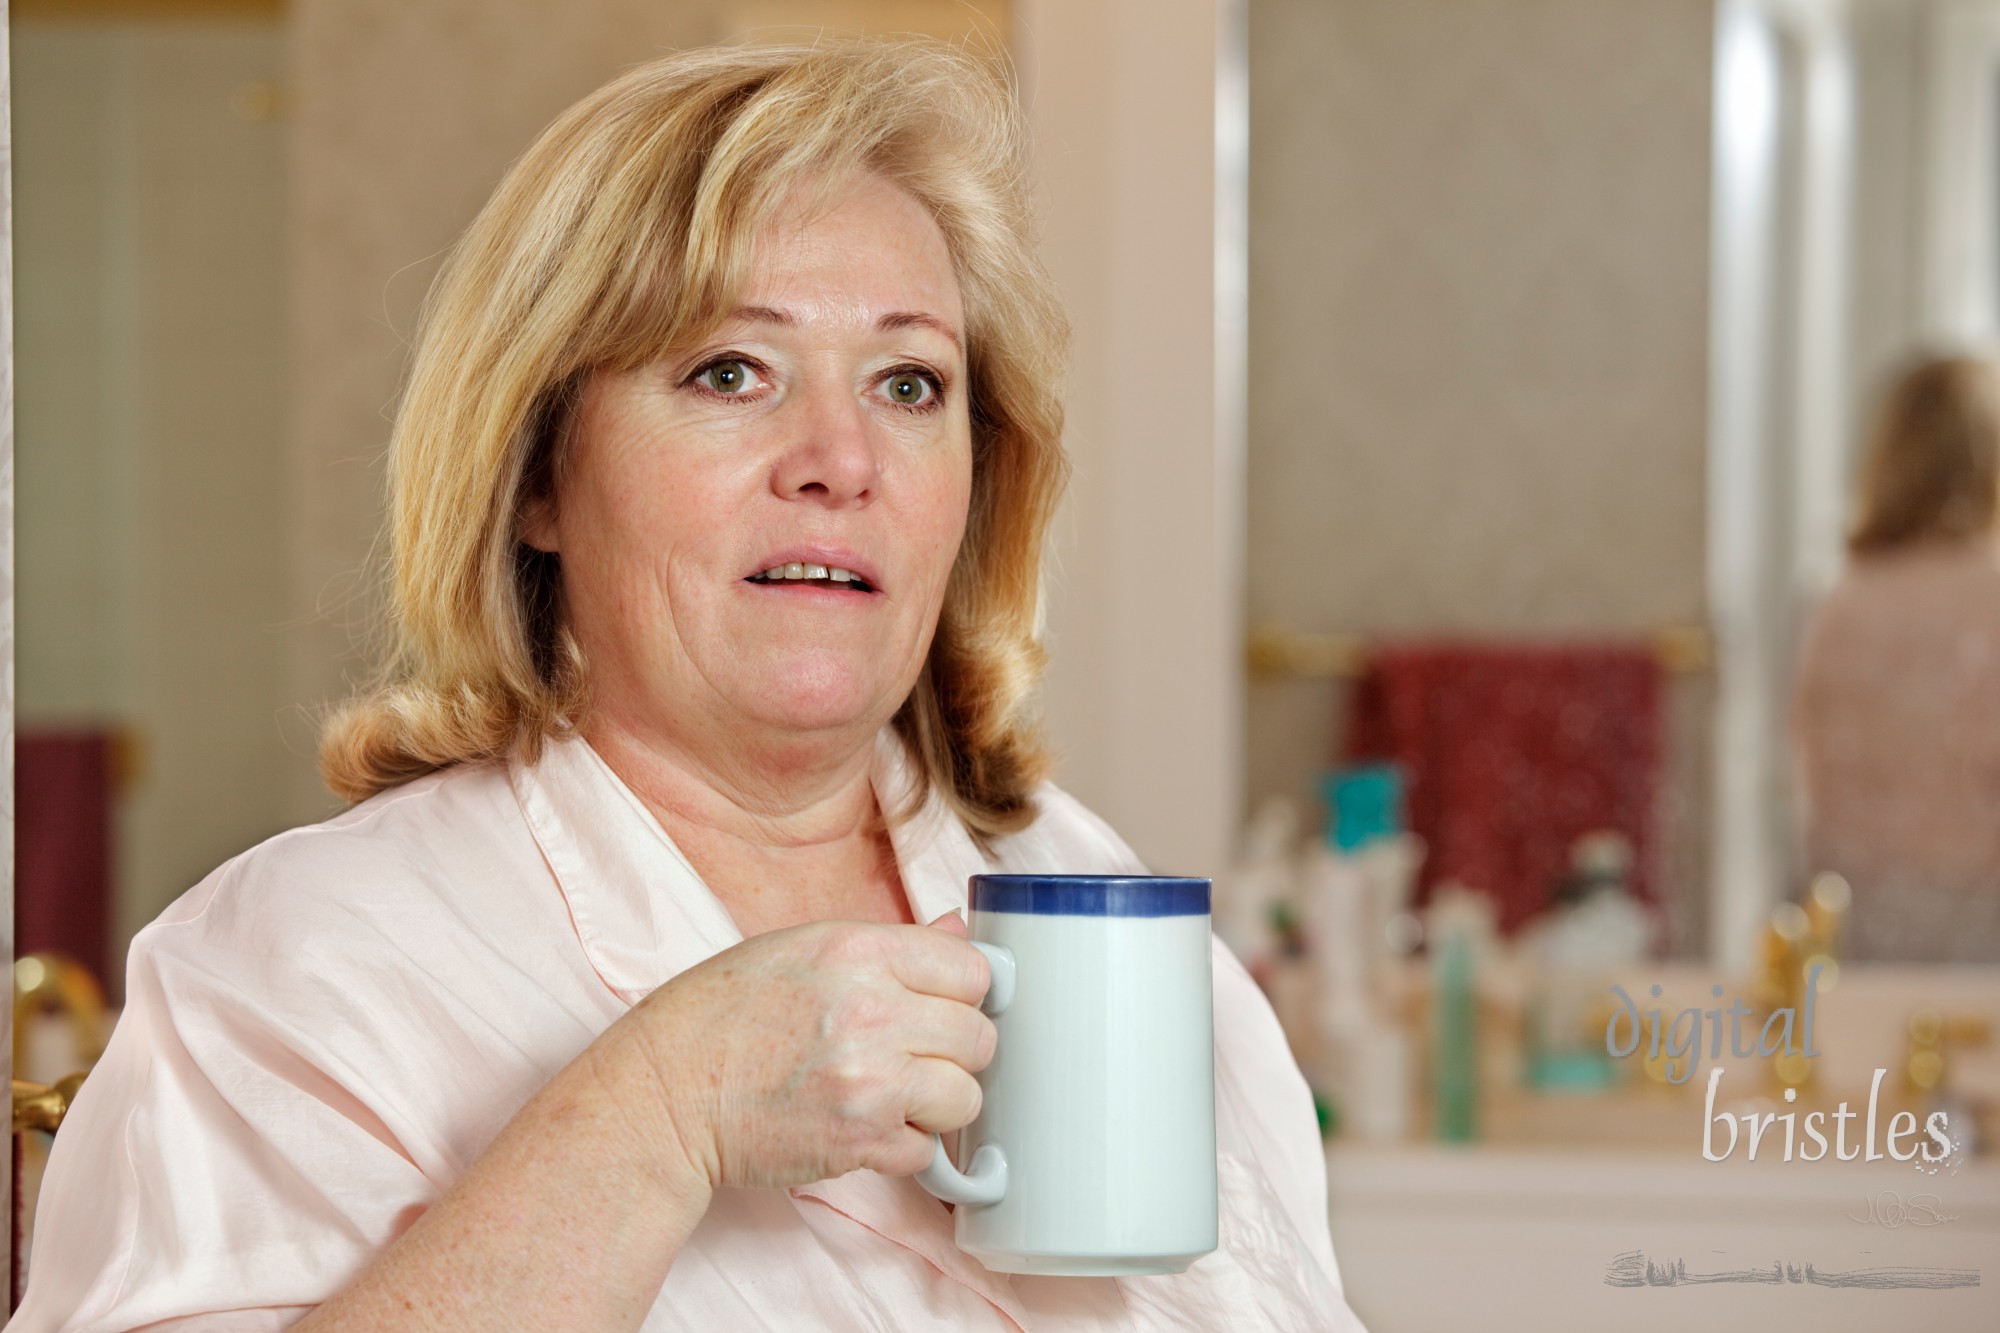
1345,642,1662,933
15,729,116,995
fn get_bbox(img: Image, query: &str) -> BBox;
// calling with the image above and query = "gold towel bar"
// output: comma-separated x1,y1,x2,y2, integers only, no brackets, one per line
14,1073,86,1136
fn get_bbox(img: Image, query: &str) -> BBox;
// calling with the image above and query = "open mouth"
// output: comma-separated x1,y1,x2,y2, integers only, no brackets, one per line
745,562,877,593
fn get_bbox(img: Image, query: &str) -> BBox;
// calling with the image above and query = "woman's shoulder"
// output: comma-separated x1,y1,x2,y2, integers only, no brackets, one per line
1802,540,2000,669
1832,538,2000,599
117,758,575,1102
143,760,529,954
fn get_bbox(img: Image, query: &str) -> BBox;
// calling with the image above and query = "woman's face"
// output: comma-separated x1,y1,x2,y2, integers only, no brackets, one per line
525,173,973,759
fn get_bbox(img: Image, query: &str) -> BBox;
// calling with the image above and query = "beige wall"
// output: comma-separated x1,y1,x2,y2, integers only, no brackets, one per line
14,19,295,952
1246,0,1715,941
1846,0,1926,431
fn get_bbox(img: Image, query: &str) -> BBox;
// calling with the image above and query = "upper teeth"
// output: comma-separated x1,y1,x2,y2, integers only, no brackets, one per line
763,564,859,583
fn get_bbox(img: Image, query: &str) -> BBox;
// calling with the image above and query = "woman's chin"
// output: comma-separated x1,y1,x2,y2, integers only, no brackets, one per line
742,698,882,739
724,668,899,739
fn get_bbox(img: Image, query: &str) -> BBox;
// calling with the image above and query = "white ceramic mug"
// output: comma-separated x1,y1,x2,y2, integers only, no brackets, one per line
913,874,1218,1276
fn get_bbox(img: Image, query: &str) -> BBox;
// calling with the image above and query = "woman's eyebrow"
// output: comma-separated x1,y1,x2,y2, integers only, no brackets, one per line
723,305,962,353
877,311,962,353
728,304,796,331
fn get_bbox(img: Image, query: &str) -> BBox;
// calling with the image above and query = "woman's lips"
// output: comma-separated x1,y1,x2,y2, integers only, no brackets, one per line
742,549,884,593
745,560,878,593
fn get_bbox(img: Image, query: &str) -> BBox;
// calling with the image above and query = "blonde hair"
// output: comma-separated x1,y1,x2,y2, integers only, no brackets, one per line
1849,353,2000,554
319,39,1069,841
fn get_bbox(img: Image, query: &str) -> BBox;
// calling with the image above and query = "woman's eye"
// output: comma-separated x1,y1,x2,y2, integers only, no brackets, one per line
695,359,759,395
879,371,937,408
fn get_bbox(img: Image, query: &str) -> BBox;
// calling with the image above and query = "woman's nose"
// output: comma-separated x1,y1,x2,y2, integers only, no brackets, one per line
769,380,881,506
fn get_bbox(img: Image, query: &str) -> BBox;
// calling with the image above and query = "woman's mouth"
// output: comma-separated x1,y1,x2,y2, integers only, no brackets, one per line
745,562,877,593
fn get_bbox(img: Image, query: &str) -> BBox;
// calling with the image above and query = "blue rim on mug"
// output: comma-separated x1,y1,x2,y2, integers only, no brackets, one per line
968,874,1211,918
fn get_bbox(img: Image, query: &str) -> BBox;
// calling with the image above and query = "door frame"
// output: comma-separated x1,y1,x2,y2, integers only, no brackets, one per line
3,0,21,1286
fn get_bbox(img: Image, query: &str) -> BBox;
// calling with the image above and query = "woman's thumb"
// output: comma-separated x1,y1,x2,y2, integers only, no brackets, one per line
928,910,969,938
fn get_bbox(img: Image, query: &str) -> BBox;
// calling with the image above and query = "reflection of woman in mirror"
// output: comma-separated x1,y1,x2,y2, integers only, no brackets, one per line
1794,353,2000,963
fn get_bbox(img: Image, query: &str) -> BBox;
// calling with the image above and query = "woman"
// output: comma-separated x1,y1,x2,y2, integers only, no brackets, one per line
1794,352,2000,963
16,40,1362,1331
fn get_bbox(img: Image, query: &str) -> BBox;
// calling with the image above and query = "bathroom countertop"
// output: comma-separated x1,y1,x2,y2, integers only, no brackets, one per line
1324,1139,1997,1332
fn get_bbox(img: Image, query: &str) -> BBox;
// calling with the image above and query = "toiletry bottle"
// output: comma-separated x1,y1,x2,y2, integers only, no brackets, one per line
1425,887,1494,1143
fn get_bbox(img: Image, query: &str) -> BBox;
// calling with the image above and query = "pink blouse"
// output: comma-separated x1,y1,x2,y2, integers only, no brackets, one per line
1793,540,2000,961
13,731,1364,1331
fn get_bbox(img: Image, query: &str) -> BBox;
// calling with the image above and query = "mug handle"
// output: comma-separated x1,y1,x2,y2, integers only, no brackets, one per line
913,940,1015,1207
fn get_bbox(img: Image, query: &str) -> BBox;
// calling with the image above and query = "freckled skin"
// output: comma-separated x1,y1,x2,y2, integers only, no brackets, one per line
623,919,996,1191
523,172,974,774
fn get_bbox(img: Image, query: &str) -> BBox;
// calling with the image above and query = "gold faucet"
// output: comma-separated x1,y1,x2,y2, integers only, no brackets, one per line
11,952,109,1136
13,1072,88,1136
1755,875,1849,1092
1902,1009,1993,1097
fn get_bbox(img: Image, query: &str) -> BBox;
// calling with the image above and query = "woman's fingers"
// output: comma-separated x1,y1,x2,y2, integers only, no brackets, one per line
621,919,1001,1193
864,1123,941,1179
901,1056,983,1135
880,924,990,1005
899,992,997,1072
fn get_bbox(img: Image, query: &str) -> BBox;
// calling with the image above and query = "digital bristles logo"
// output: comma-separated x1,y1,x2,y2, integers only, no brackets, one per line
1598,966,1981,1297
1602,964,1951,1165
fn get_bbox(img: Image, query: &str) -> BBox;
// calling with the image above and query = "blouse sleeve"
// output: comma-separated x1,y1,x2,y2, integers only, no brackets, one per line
11,857,443,1332
1211,936,1342,1287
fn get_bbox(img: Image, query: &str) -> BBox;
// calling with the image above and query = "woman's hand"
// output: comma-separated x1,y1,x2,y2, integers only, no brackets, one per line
586,915,998,1193
297,915,989,1332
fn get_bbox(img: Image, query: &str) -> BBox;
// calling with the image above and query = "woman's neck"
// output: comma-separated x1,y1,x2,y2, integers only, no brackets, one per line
580,713,913,935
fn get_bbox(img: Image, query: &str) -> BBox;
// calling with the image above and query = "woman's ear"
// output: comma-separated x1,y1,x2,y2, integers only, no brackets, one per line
519,375,586,554
518,490,561,554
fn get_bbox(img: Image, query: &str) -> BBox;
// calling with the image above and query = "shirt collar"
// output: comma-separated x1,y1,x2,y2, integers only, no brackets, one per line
871,725,991,931
509,726,990,1004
